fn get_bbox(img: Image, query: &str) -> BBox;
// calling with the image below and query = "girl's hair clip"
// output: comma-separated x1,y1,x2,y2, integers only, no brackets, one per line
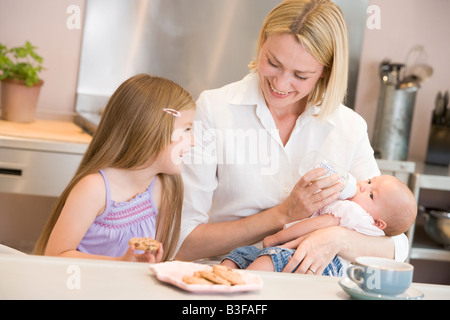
162,108,181,118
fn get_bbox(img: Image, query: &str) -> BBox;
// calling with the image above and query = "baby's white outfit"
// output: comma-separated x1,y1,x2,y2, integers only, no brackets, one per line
285,200,385,237
284,200,385,273
315,200,384,236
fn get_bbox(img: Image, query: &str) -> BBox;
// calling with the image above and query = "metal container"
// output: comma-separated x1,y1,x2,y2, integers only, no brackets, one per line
423,208,450,249
373,61,419,161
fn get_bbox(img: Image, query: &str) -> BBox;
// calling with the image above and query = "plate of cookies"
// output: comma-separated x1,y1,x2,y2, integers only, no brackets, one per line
149,261,263,293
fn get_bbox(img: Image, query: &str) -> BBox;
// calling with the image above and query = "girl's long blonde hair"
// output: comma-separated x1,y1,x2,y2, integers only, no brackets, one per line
34,74,196,261
250,0,349,120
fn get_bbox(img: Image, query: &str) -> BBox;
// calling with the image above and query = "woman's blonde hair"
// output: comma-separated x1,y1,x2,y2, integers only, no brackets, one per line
34,74,196,261
250,0,349,120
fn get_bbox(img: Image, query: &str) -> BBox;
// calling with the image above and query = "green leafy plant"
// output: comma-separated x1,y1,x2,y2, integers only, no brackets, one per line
0,41,44,87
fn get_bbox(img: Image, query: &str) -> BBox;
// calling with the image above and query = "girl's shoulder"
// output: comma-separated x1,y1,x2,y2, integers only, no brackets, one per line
68,172,107,215
74,172,105,194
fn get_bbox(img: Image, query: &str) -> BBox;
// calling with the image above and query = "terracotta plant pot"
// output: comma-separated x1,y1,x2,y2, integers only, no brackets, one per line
0,78,44,123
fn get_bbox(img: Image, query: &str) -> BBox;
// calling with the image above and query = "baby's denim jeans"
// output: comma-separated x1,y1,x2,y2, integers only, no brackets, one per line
224,245,344,277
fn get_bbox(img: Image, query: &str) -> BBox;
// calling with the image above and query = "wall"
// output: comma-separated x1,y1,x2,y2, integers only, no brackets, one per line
355,0,450,162
0,0,85,119
2,0,447,161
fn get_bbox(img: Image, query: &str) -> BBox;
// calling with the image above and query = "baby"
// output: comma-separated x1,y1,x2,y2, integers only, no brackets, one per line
222,175,417,275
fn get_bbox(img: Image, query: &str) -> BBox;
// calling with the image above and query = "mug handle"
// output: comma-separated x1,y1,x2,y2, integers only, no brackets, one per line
347,265,364,285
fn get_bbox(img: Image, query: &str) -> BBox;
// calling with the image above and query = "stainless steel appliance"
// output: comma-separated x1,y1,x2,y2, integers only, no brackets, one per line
372,60,420,161
74,0,369,133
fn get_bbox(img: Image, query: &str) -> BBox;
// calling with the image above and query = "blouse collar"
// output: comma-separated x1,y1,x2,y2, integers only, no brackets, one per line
230,72,336,127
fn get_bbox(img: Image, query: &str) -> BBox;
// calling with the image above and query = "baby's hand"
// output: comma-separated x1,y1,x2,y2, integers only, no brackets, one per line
120,243,163,263
263,235,277,248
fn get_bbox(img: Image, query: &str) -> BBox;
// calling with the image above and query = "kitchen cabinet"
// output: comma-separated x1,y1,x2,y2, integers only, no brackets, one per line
0,143,84,197
409,163,450,262
377,159,450,264
0,120,91,252
0,121,90,253
0,120,90,197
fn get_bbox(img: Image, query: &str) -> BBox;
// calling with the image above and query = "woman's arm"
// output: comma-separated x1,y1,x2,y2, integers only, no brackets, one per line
176,169,342,261
56,244,163,263
281,226,395,275
263,215,340,248
177,206,284,261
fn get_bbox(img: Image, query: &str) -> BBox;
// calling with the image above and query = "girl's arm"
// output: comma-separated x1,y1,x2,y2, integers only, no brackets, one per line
45,173,162,262
56,243,163,263
263,215,340,248
45,173,107,259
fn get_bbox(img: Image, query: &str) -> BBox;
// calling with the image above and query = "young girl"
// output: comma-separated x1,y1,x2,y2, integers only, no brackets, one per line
34,74,196,262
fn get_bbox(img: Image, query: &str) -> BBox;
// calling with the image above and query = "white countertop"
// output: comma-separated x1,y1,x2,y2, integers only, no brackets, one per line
1,254,449,300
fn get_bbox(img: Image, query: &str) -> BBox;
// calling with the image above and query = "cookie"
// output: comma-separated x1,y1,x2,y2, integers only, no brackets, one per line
128,237,160,252
212,265,245,285
182,265,246,286
197,270,231,285
182,275,213,285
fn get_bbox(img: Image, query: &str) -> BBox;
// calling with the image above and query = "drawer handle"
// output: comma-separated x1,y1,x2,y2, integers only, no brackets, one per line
0,168,22,176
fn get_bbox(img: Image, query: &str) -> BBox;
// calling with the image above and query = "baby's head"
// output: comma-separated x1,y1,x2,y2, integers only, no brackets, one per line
351,175,417,236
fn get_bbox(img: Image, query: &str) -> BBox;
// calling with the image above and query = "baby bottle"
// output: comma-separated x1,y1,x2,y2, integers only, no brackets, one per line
298,151,357,200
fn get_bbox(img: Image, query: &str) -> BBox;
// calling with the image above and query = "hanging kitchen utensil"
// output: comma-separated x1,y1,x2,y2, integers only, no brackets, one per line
409,63,433,83
426,90,450,166
433,91,443,125
443,90,449,126
403,45,433,83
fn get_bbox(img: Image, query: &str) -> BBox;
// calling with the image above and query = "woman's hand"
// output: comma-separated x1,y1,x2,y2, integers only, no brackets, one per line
278,168,343,224
120,244,164,263
281,226,343,275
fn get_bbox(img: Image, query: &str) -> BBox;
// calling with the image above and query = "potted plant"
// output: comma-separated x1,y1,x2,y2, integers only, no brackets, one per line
0,41,44,122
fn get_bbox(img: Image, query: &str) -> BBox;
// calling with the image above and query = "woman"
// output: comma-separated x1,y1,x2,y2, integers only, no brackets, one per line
176,0,409,275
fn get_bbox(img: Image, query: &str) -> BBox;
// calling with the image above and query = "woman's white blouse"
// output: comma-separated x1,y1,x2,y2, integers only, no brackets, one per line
179,72,409,261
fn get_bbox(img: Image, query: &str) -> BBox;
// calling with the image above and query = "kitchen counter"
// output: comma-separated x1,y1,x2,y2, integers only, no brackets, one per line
0,253,449,300
0,119,91,154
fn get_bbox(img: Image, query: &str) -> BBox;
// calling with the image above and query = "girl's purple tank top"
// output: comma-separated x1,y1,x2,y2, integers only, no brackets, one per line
77,170,158,257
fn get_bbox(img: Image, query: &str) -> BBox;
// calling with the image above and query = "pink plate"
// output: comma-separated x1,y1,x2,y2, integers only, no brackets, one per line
149,261,263,293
